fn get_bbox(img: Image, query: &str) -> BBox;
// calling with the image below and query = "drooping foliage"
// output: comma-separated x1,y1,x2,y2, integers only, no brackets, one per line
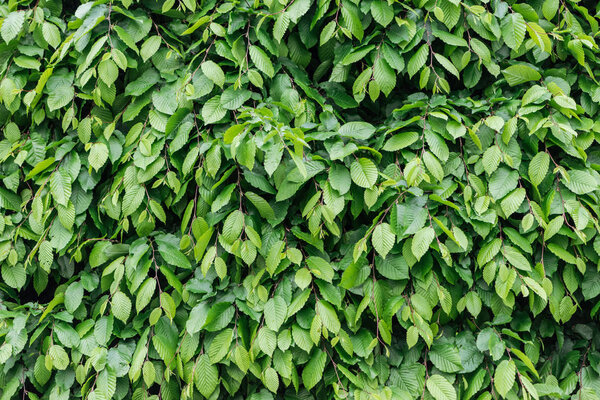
1,0,600,399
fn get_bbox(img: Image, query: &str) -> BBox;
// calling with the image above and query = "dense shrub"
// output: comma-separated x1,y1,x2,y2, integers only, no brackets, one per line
1,0,600,399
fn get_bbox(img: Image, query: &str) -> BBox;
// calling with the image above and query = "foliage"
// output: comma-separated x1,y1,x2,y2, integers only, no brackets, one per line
1,0,600,399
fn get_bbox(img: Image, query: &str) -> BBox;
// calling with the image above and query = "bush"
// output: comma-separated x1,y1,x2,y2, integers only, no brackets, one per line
1,0,600,399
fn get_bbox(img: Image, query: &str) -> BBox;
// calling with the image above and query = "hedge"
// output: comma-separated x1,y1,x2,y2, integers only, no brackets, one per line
1,0,600,399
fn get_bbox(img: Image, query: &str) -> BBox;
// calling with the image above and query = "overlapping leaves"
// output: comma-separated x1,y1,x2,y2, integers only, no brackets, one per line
1,0,600,400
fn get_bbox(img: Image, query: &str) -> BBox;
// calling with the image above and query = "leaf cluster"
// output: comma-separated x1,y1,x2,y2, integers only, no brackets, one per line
1,0,600,400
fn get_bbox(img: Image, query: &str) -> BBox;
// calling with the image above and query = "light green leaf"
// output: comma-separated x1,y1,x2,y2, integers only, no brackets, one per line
208,328,233,364
249,46,275,78
202,95,227,124
264,296,287,331
426,374,456,400
201,60,225,88
482,145,502,175
494,360,516,398
245,192,275,219
528,152,549,186
273,12,290,43
434,53,459,78
372,223,395,258
501,13,526,50
302,350,327,390
48,345,69,370
564,170,597,194
500,188,525,218
136,278,156,313
370,0,394,27
408,44,429,78
64,281,83,314
350,158,378,188
412,227,435,261
316,300,340,334
50,170,72,207
502,64,541,86
141,36,161,62
339,121,376,140
195,354,219,397
1,11,25,43
89,143,109,171
112,291,132,323
430,343,462,373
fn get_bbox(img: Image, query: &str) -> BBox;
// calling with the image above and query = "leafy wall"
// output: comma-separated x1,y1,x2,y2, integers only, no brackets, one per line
1,0,600,399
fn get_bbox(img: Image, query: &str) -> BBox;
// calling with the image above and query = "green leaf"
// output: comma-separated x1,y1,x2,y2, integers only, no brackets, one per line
48,345,69,370
89,143,109,172
50,170,71,207
295,268,312,290
383,131,419,151
350,158,378,188
64,281,83,314
434,53,459,78
195,354,219,397
527,22,552,53
273,12,290,43
412,227,435,261
370,0,394,27
408,43,429,78
158,241,191,269
301,350,327,390
316,300,340,334
222,210,244,243
500,188,525,218
501,13,526,50
250,46,275,78
372,223,395,258
221,87,251,110
202,95,227,124
2,264,26,290
423,151,444,182
528,152,549,186
544,215,564,241
136,278,156,313
208,328,233,363
264,296,287,331
564,170,597,194
111,291,132,323
543,0,559,20
98,59,119,87
257,327,277,356
547,243,577,264
263,367,279,393
482,145,502,175
502,64,541,86
494,360,516,398
373,57,396,96
1,11,25,43
465,292,482,317
34,355,51,385
141,36,161,62
329,164,351,194
94,315,114,346
489,168,519,201
426,374,456,400
113,25,138,54
342,45,375,65
430,343,462,373
339,121,376,140
245,192,275,219
306,256,334,283
201,61,225,88
502,245,531,271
